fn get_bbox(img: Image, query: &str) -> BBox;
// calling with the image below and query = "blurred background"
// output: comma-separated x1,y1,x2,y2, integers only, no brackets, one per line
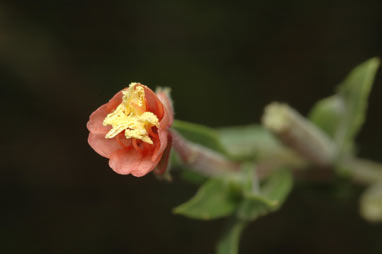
1,0,382,253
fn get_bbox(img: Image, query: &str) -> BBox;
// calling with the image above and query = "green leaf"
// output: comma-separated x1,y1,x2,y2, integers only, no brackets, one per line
238,169,293,220
309,58,380,156
218,125,283,161
360,182,382,223
261,168,293,209
309,95,344,138
180,168,207,185
173,179,239,220
216,218,247,254
172,120,227,155
217,169,293,254
236,198,270,221
337,58,380,138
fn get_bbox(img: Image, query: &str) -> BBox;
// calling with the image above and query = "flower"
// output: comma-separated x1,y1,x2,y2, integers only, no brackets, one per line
87,83,174,177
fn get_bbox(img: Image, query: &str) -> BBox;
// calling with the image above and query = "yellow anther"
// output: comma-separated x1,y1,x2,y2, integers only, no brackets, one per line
103,83,159,144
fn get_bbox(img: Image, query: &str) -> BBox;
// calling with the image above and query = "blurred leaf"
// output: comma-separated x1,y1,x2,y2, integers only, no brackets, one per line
360,182,382,223
172,120,227,155
309,95,344,138
261,168,293,209
217,169,293,254
238,162,257,193
238,169,293,220
180,168,207,185
309,58,380,156
173,179,239,220
236,198,269,221
216,218,247,254
336,58,379,141
218,125,284,161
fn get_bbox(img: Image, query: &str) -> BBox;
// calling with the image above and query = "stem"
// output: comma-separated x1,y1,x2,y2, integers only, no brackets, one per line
171,129,240,177
216,216,248,254
341,158,382,184
172,115,382,186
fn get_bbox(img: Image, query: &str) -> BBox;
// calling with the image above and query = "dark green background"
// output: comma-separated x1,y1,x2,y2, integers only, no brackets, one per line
1,0,382,253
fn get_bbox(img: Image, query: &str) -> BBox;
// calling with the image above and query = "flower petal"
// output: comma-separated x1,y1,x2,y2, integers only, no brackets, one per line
144,86,164,120
108,148,156,176
106,89,124,111
155,133,172,175
151,92,173,162
87,104,111,135
88,133,122,158
87,89,124,135
157,91,174,126
152,129,168,162
87,85,174,178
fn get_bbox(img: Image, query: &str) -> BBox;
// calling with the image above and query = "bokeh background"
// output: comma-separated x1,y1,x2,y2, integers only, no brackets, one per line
1,0,382,253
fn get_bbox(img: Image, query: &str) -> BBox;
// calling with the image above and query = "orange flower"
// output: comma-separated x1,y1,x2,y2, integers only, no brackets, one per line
87,83,173,177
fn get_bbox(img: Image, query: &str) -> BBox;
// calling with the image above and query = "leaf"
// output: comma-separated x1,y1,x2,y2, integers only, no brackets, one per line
261,168,293,209
180,168,207,185
218,125,305,169
238,169,293,220
309,58,380,156
360,183,382,223
173,179,239,220
309,95,344,138
218,125,284,161
172,120,227,155
236,198,270,221
216,169,293,254
216,218,247,254
337,57,380,141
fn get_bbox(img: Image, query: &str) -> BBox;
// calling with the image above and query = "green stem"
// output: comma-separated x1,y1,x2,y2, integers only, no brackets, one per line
216,216,248,254
341,158,382,184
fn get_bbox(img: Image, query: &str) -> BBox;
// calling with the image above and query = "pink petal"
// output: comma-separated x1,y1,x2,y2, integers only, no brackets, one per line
88,133,122,158
157,92,174,125
151,92,173,162
106,89,124,111
87,89,124,135
108,149,156,176
152,130,168,162
87,104,111,135
144,86,164,120
155,133,172,175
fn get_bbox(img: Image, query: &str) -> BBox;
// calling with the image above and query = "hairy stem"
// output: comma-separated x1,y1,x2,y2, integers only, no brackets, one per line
171,129,240,177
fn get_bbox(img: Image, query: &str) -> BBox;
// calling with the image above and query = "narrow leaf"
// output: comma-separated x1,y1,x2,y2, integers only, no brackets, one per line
336,58,380,154
309,58,380,156
218,125,286,161
172,120,227,155
337,57,380,139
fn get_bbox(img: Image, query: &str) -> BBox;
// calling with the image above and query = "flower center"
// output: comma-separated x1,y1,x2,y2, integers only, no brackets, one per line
103,83,159,144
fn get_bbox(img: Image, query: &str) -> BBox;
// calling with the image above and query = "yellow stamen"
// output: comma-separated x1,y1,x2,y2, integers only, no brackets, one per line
103,83,159,144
